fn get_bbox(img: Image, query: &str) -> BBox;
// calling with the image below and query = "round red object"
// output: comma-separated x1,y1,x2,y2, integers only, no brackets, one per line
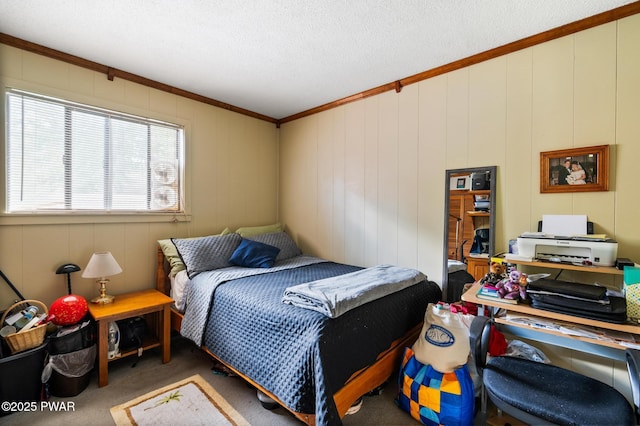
49,294,88,326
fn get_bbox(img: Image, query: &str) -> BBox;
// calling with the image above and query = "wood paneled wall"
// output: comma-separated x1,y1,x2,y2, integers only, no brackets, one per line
279,14,640,396
280,15,640,283
0,44,279,308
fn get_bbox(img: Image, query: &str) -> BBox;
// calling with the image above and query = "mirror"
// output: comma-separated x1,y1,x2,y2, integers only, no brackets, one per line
442,166,496,302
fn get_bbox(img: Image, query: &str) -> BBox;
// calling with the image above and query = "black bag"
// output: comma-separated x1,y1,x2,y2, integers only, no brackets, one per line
470,228,490,254
48,318,96,355
527,279,607,300
529,293,614,313
531,296,627,324
116,316,148,352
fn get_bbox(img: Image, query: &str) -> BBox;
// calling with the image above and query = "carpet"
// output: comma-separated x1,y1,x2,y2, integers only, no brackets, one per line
110,374,250,426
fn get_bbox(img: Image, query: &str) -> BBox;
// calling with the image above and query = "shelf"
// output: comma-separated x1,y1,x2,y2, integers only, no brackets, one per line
462,282,640,339
108,336,160,363
463,252,634,359
493,317,633,352
505,258,623,275
452,189,490,195
466,211,490,217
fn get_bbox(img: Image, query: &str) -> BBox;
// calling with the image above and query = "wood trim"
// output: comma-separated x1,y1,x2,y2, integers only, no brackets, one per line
279,2,640,124
0,33,278,125
2,2,638,126
200,345,316,425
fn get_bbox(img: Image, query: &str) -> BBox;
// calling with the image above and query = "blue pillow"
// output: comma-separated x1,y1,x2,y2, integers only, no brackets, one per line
229,238,280,268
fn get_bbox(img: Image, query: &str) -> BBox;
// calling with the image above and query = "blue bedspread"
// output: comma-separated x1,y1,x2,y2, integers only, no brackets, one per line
181,255,326,346
182,259,441,425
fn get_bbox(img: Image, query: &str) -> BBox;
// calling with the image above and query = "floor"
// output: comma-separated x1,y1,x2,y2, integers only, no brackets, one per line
1,333,505,425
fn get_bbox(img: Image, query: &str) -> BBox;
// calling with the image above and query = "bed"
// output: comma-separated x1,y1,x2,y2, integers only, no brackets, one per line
446,259,476,302
155,229,441,425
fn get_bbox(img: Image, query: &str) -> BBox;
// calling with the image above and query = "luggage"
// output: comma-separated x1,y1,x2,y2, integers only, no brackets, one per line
527,279,626,323
527,279,607,300
116,316,148,352
529,293,616,313
397,347,475,426
530,295,627,323
399,304,476,425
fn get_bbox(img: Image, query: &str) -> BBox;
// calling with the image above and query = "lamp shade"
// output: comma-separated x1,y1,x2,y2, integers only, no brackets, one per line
81,252,122,278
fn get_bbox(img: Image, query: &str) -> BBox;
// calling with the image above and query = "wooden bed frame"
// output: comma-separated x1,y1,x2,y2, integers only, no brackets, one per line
155,246,420,425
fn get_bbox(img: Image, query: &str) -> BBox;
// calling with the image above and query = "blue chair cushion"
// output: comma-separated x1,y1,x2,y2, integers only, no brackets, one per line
484,356,635,426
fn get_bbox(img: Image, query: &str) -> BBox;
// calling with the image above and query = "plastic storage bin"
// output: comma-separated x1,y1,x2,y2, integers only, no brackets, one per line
0,341,47,416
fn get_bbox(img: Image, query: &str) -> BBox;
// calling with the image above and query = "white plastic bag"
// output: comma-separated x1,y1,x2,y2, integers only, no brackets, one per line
504,339,550,364
41,344,96,382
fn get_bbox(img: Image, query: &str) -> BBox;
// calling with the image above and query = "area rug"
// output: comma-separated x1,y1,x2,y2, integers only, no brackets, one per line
110,374,249,426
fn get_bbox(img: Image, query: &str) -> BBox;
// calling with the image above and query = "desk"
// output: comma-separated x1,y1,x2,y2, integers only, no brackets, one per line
88,289,173,387
462,282,640,361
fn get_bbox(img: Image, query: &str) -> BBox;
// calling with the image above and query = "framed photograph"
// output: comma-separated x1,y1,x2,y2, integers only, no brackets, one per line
456,177,467,189
540,145,609,193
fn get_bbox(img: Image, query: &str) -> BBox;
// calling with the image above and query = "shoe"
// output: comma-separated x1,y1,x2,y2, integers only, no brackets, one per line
346,397,363,415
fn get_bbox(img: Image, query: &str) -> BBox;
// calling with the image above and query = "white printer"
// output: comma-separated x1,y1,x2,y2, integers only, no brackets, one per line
516,235,618,267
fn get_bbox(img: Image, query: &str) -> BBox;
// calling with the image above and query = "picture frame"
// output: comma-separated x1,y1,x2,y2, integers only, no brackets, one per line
449,174,470,190
540,144,609,193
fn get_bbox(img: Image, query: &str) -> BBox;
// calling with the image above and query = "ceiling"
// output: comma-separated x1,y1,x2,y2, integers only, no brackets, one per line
0,1,636,120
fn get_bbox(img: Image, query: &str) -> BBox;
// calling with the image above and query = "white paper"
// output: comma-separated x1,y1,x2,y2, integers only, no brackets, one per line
542,214,587,237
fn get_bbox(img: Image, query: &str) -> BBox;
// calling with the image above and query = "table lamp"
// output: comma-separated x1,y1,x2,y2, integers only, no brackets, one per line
55,263,81,294
82,252,122,304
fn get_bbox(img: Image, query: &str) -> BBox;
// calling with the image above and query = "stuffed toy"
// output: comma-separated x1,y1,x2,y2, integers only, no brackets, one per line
479,261,506,287
496,270,528,300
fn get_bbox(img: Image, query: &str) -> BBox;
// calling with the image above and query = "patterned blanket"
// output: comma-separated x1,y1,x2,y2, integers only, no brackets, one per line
180,258,441,425
181,255,326,345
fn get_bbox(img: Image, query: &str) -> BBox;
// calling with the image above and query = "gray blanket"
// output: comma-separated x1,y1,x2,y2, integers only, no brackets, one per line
281,264,426,318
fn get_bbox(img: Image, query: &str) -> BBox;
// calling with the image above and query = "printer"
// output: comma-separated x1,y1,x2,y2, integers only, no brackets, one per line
516,235,618,267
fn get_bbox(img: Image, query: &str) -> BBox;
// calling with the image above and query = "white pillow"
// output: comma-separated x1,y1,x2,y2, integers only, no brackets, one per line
170,270,189,312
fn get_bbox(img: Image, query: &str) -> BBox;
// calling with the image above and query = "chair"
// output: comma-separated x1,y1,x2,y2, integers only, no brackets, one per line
470,316,639,426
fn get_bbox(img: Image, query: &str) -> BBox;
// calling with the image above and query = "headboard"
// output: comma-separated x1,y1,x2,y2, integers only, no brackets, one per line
156,246,172,296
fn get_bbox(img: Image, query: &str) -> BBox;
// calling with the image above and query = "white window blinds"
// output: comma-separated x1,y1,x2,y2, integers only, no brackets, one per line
5,90,184,213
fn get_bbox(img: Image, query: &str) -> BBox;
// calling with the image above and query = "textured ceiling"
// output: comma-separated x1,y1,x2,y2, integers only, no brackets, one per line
0,1,636,119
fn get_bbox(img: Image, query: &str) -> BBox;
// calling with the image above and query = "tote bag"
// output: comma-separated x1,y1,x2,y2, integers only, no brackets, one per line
412,303,475,373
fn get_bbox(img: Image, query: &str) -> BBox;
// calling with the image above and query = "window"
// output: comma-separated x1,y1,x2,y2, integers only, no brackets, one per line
5,90,184,214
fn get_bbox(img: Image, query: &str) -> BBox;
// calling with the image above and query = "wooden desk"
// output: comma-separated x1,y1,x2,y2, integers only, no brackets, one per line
462,282,640,359
88,289,173,387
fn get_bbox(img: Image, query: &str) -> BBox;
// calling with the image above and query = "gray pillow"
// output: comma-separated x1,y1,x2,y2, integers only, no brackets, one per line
172,233,242,278
246,231,301,261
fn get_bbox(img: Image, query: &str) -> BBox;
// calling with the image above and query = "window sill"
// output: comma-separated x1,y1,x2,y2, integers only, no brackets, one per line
0,212,191,226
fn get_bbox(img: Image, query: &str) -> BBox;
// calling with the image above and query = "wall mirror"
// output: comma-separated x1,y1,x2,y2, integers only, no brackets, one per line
442,166,496,302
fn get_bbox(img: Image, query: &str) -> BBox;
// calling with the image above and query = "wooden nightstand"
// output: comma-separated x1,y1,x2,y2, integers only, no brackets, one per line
466,255,490,281
88,289,173,387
